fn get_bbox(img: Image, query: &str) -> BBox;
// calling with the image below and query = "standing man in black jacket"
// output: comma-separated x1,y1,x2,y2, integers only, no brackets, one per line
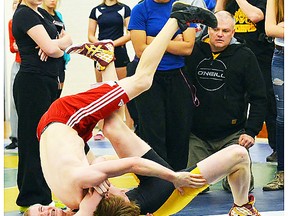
215,0,276,163
185,10,267,192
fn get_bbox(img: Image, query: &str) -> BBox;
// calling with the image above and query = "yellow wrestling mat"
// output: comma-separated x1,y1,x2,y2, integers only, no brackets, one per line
4,154,140,212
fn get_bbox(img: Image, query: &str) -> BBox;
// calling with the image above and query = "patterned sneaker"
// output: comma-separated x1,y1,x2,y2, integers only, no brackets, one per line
263,171,284,191
66,40,115,71
229,195,261,216
170,2,217,31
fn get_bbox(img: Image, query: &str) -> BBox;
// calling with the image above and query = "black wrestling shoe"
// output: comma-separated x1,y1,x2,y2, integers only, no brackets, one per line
170,1,217,31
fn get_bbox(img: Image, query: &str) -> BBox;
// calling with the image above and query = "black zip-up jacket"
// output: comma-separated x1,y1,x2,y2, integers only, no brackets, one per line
185,36,267,140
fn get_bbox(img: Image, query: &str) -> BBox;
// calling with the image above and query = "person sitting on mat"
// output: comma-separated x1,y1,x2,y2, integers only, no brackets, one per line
24,3,259,216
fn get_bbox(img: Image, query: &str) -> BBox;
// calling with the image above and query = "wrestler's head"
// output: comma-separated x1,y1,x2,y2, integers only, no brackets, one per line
93,185,140,215
24,186,140,216
93,195,140,216
23,204,72,216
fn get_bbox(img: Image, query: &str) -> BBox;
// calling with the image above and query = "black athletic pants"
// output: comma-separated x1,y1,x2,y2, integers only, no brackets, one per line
13,72,58,206
134,68,193,171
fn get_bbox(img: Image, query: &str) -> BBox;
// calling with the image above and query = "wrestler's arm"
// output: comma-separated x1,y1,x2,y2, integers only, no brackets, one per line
86,149,109,165
74,188,102,216
86,149,96,164
76,157,206,192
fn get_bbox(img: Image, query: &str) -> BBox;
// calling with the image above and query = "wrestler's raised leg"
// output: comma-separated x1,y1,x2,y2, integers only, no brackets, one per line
197,145,250,206
117,18,179,100
103,112,150,158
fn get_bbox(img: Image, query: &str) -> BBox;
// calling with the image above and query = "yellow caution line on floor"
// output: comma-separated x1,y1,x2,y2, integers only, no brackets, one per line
4,187,19,212
4,155,18,168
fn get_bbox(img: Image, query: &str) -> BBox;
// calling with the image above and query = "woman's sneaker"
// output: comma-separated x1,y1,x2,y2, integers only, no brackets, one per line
170,2,217,31
228,195,261,216
94,130,105,141
66,40,115,71
5,137,18,150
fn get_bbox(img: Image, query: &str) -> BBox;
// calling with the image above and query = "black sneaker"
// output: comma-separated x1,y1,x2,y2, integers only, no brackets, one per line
170,2,218,31
266,151,277,162
5,138,18,150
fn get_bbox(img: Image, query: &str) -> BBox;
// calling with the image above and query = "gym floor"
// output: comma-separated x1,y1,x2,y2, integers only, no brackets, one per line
4,136,285,215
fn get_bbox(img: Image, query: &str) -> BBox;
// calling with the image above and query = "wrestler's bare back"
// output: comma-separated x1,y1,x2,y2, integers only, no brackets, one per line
40,123,94,210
